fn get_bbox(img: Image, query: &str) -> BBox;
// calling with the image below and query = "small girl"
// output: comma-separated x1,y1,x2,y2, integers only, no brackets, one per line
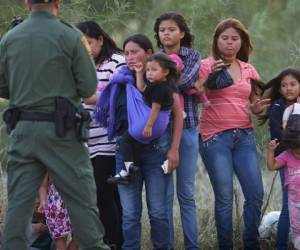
38,174,78,250
268,114,300,250
107,52,179,184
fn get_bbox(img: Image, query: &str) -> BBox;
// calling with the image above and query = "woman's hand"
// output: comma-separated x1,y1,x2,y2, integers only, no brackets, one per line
250,98,271,114
167,146,179,173
211,59,230,73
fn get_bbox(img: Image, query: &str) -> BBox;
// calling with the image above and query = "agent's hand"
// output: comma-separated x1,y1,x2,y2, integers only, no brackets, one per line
268,139,280,152
143,125,152,137
211,59,230,73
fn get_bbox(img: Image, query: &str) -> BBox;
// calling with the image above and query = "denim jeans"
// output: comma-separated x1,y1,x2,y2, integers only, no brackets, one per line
276,168,290,250
167,127,200,250
199,128,263,250
116,131,172,250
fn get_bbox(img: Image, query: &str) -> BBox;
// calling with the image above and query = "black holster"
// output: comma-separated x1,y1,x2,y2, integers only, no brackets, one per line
3,107,20,134
76,105,91,142
54,97,77,137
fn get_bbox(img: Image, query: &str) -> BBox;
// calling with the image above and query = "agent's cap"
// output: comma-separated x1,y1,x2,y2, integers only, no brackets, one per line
29,0,55,3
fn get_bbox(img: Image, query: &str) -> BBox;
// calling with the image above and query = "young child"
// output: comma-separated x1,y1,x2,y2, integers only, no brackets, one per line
39,174,78,250
168,53,210,118
267,114,300,250
107,52,179,184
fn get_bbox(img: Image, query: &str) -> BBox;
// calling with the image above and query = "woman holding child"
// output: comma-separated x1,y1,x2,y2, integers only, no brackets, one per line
198,18,270,249
96,33,183,250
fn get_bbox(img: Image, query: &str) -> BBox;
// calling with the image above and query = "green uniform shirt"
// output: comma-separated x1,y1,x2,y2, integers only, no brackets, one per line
0,11,97,111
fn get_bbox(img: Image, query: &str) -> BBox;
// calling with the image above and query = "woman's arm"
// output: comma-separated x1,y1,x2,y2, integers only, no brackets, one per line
167,93,183,173
136,71,146,92
178,50,201,91
134,63,146,92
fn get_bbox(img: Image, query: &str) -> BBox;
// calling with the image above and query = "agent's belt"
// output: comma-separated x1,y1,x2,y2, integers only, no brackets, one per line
19,111,55,122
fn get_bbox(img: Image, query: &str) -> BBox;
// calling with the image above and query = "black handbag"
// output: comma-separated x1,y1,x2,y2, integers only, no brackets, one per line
205,67,234,89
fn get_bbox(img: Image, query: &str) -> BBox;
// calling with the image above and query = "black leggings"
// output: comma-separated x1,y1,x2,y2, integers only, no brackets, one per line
91,155,123,248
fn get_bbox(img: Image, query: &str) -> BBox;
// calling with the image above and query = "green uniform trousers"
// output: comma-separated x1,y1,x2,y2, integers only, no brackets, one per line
2,121,110,250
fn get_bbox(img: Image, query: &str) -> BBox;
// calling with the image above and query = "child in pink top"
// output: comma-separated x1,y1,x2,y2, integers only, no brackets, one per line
168,54,209,118
268,115,300,250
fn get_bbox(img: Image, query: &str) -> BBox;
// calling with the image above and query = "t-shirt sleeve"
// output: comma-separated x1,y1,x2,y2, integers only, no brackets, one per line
276,150,288,166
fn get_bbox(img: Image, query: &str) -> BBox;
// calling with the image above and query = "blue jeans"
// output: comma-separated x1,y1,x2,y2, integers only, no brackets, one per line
167,127,200,249
116,131,172,250
199,129,263,250
276,168,290,250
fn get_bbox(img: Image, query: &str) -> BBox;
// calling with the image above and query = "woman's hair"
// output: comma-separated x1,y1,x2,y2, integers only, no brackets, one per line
154,12,194,49
123,33,154,53
76,20,122,65
258,68,300,125
147,52,180,84
212,18,252,62
251,79,266,97
282,115,300,149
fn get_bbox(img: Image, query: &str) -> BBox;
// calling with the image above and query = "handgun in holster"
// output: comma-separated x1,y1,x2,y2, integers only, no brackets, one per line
76,105,91,142
2,107,21,135
54,97,77,137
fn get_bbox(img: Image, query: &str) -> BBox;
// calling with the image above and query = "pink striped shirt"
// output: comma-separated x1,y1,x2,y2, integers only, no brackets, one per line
199,57,259,141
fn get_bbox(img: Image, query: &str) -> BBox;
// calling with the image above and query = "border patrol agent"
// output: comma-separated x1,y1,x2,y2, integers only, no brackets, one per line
0,0,110,249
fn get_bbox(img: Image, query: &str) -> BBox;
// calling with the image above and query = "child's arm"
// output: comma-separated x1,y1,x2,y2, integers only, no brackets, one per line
143,102,161,138
267,139,283,170
134,63,146,92
37,174,48,213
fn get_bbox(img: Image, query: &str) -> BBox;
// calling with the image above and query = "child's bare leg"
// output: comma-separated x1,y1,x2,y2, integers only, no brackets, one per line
55,236,68,250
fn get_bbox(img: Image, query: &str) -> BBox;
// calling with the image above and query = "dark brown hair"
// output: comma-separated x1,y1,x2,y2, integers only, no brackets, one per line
282,114,300,149
147,52,180,84
258,68,300,125
212,18,252,62
76,20,122,65
154,12,194,49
